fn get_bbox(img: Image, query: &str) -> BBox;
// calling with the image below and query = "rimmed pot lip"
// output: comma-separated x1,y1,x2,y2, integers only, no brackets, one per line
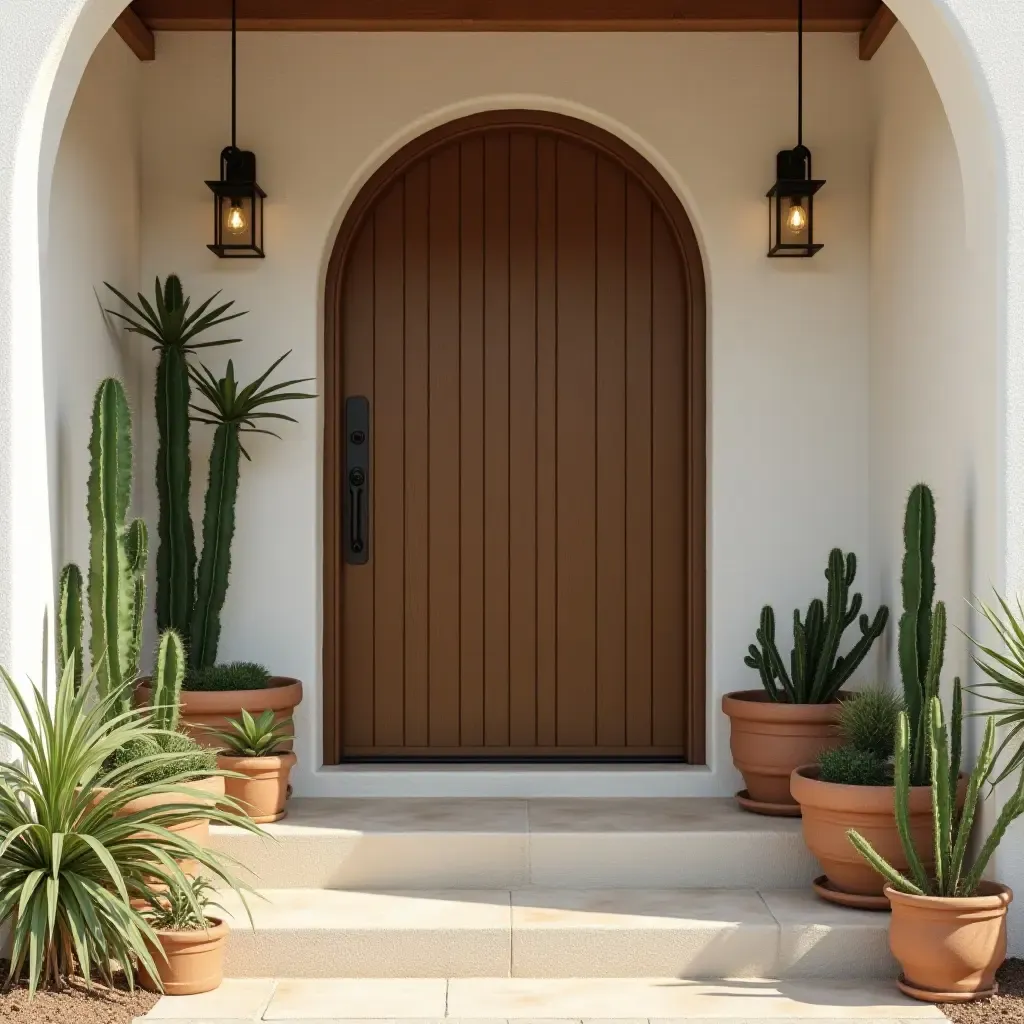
151,916,230,945
722,689,842,722
791,765,968,812
216,751,298,773
884,881,1013,912
138,677,303,712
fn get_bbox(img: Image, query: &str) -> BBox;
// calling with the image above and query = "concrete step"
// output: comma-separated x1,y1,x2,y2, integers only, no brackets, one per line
215,887,896,980
137,976,943,1022
211,797,818,890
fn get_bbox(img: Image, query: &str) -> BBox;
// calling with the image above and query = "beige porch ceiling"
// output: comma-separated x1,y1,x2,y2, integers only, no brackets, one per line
115,0,898,62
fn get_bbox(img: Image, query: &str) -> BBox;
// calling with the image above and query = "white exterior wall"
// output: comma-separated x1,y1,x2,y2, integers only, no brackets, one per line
137,31,873,797
44,28,143,599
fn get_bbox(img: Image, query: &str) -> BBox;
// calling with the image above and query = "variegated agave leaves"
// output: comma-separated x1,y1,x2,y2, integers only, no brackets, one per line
0,656,261,996
104,275,246,639
848,687,1024,897
967,590,1024,785
187,353,314,670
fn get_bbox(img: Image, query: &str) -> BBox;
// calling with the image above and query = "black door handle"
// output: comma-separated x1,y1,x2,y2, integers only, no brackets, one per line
344,397,369,565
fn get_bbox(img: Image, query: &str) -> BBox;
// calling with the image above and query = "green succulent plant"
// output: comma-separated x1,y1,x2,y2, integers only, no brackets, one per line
818,745,890,786
105,276,244,640
187,354,314,670
209,708,294,758
144,876,226,933
185,661,272,692
838,686,904,761
0,657,261,996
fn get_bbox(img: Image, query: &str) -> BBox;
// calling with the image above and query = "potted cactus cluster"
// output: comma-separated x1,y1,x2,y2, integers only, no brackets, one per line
723,547,889,814
107,276,311,810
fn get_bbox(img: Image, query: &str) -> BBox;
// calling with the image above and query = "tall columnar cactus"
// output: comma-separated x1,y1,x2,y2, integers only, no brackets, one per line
188,354,314,670
85,378,148,714
105,276,245,642
57,564,83,693
849,684,1024,898
151,628,185,733
745,548,890,703
899,484,943,785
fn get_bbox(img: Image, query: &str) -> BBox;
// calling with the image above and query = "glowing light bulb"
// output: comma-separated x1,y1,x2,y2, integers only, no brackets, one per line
226,202,248,235
786,201,809,233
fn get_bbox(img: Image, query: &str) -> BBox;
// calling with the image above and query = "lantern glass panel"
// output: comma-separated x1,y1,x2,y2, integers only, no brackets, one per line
207,179,265,258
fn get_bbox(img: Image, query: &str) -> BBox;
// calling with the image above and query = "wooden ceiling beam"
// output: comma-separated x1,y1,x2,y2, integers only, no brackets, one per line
859,2,897,59
114,5,155,59
130,0,880,32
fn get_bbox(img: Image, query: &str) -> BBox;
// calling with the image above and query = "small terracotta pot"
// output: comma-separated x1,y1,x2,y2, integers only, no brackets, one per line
140,917,229,995
217,751,297,823
723,690,842,810
790,766,968,898
886,882,1012,1001
137,677,302,751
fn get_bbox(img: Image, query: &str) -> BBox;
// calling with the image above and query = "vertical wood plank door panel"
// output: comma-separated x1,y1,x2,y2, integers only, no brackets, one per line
324,111,706,763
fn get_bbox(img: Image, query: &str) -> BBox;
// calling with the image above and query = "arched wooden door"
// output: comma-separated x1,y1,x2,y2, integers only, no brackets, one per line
324,111,705,763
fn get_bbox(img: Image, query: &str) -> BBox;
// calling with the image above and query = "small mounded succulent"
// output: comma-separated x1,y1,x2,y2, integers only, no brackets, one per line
818,745,890,787
185,661,272,692
838,686,904,761
144,876,226,933
209,708,293,758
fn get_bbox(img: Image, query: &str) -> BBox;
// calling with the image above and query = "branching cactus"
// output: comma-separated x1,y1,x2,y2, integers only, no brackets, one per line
899,483,946,786
56,564,83,693
105,275,245,642
151,629,185,733
849,684,1024,897
744,548,889,703
188,353,314,669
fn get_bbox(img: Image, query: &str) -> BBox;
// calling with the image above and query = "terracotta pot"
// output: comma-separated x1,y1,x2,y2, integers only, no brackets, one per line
217,751,296,823
137,677,302,751
886,882,1012,1001
722,690,842,809
791,766,968,898
140,917,229,996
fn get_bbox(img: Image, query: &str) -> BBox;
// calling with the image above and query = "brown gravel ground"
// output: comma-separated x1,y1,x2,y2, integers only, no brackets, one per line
942,960,1024,1023
0,962,158,1024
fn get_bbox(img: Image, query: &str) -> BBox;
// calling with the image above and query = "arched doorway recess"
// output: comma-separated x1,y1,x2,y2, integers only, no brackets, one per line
322,110,706,764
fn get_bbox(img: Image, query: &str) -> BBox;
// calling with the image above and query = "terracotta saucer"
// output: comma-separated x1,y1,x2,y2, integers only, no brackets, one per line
735,789,802,817
812,875,891,911
897,974,998,1003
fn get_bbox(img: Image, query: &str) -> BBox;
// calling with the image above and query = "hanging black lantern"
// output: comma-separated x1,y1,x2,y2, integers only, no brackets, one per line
767,0,825,258
206,0,265,258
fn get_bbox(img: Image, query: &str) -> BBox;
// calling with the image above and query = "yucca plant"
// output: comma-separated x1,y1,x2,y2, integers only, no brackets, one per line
0,657,261,996
105,276,245,639
188,353,314,670
966,590,1024,785
208,709,294,758
848,686,1024,897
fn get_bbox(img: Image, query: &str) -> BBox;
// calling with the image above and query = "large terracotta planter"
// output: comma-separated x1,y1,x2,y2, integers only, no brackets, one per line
140,917,229,996
137,677,302,751
723,690,842,812
886,882,1012,1002
791,766,968,903
217,751,296,823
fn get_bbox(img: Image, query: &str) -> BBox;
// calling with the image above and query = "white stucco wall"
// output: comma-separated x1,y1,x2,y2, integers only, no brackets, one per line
135,31,873,796
44,28,143,603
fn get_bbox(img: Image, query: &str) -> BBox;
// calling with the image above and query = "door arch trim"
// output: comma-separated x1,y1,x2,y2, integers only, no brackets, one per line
323,108,706,766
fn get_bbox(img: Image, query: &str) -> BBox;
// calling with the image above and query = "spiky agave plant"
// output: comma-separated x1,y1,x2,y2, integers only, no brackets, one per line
105,275,246,640
848,686,1024,897
188,353,314,669
0,656,261,995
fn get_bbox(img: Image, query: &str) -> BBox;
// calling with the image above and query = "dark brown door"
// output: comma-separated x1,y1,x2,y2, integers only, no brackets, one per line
324,112,706,763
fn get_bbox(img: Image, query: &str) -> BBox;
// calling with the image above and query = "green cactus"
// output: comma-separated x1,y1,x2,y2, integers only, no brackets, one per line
151,628,185,733
188,353,314,669
899,483,942,786
85,378,139,714
849,682,1024,897
744,548,889,703
125,517,148,683
105,275,245,642
57,563,83,692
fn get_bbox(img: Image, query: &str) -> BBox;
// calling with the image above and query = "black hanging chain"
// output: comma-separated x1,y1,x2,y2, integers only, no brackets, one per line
230,0,237,150
797,0,804,148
